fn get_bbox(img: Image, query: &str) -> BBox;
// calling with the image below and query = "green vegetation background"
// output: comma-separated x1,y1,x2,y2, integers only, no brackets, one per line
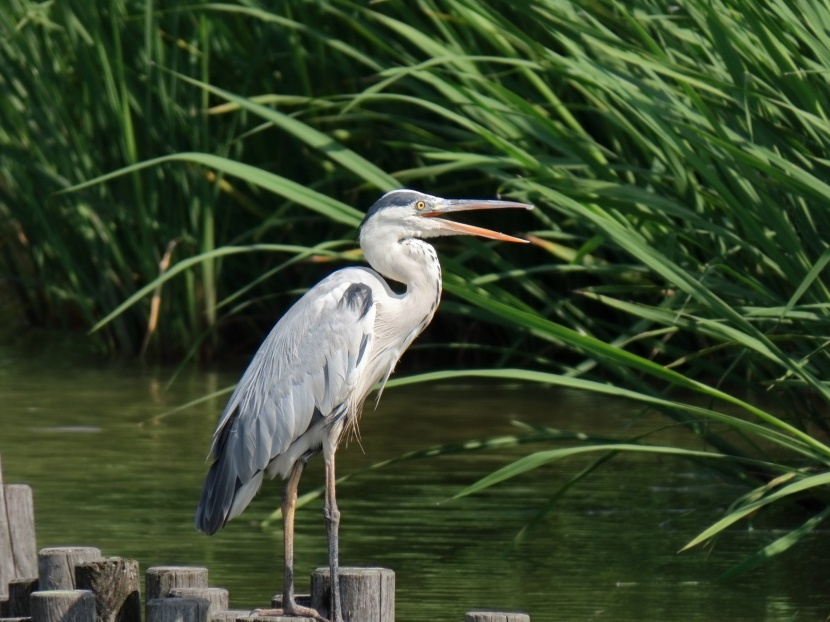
3,0,830,575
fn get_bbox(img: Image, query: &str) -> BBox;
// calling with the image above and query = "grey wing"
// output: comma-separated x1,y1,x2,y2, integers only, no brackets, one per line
195,269,377,535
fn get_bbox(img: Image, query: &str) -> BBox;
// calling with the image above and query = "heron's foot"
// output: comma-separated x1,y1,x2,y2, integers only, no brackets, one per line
250,605,329,622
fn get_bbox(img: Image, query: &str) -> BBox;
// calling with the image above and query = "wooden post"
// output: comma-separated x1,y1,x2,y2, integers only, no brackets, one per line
31,590,96,622
75,558,140,622
0,456,38,599
4,486,38,581
168,588,227,617
310,567,394,622
146,598,208,622
5,578,39,617
0,455,13,600
38,548,102,591
464,612,531,622
145,568,208,603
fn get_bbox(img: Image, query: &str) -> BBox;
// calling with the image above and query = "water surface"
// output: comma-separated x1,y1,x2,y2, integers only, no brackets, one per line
1,349,828,621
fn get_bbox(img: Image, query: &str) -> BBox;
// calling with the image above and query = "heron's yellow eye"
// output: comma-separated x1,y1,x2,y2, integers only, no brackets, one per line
416,201,426,210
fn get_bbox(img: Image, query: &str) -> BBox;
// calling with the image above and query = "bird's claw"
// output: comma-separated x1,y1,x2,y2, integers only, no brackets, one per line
249,606,330,622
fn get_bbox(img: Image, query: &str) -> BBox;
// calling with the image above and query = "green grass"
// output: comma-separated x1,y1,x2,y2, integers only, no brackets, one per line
4,0,830,575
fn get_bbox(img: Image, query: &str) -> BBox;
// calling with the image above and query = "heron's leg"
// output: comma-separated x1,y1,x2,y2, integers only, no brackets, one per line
254,456,327,621
282,456,307,612
324,457,342,622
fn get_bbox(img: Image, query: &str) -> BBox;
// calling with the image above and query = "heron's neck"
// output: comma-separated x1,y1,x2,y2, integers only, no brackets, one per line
362,234,442,310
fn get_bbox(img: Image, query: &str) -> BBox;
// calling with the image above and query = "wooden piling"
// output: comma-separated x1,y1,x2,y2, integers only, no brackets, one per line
0,455,13,600
145,568,208,603
0,456,38,600
74,558,140,622
31,590,96,622
4,486,37,582
464,612,531,622
4,578,38,617
168,588,227,617
146,597,208,622
310,567,394,622
38,548,103,591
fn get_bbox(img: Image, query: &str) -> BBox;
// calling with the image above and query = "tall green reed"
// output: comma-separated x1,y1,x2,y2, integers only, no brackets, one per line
0,0,388,358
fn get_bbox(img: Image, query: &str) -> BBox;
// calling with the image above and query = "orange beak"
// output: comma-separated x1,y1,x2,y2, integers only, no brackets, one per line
421,199,533,243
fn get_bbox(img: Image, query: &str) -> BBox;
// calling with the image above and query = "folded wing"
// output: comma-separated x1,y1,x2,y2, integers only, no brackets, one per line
195,269,378,534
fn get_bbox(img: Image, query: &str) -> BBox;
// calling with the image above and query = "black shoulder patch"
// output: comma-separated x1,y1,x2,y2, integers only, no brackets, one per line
340,283,373,319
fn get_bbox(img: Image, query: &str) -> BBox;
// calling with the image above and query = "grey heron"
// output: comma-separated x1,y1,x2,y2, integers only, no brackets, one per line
195,189,532,621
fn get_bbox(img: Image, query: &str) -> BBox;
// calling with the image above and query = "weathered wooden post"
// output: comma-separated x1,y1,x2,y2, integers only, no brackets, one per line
310,567,394,622
146,597,208,622
75,558,140,622
3,486,38,580
464,612,531,622
38,548,102,591
31,590,96,622
4,578,39,617
168,588,227,618
0,455,15,601
145,568,208,603
0,455,38,599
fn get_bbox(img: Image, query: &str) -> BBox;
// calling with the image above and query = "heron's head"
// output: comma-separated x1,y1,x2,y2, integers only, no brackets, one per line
360,189,532,245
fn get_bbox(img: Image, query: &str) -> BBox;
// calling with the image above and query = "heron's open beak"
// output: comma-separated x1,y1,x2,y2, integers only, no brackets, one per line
422,199,534,243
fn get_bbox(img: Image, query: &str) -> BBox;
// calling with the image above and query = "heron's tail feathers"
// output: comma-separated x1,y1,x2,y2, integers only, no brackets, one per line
195,457,264,535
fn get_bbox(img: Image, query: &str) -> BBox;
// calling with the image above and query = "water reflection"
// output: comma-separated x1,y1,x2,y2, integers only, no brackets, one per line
1,352,828,621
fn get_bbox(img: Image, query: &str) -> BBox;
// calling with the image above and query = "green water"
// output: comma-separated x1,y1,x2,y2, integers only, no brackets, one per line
1,350,829,621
